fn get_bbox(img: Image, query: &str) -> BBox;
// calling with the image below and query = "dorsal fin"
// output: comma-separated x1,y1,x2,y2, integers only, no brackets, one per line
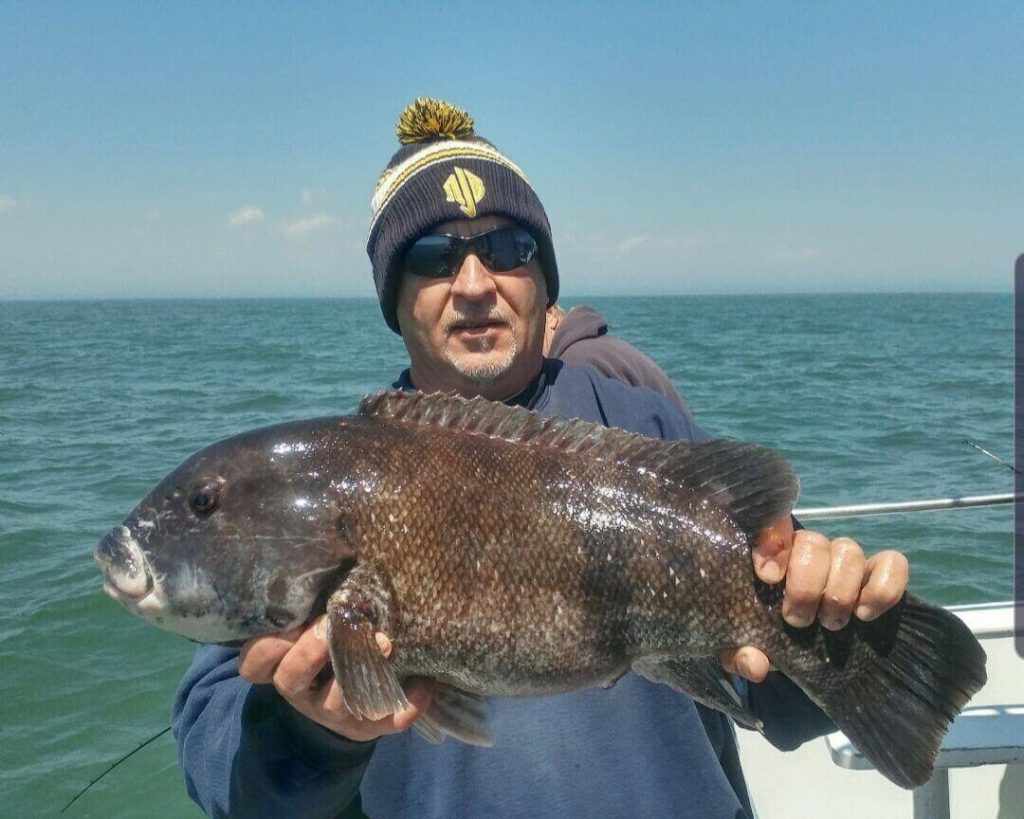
358,391,799,533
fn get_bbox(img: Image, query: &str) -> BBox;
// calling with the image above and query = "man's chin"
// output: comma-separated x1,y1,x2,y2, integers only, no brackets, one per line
445,351,516,386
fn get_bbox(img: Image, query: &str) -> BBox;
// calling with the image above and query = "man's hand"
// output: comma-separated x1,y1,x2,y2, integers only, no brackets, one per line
238,616,432,742
720,516,910,683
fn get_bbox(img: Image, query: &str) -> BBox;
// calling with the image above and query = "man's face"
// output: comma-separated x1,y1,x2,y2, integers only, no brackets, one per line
395,215,548,400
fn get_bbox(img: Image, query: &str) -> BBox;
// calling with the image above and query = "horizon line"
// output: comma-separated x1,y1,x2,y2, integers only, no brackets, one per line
0,289,1013,304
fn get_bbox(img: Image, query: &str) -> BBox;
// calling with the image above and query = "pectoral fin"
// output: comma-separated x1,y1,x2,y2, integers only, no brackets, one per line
325,564,408,721
632,654,763,732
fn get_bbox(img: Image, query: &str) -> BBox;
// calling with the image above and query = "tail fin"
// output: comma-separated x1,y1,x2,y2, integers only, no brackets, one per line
778,594,986,788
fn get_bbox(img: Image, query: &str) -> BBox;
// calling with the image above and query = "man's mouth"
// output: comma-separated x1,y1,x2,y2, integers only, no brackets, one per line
449,318,508,336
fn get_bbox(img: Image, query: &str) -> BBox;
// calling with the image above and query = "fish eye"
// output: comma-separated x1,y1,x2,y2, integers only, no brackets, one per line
188,481,221,516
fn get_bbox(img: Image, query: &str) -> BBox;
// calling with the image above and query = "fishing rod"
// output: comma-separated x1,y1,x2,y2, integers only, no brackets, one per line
60,725,172,814
794,492,1020,521
964,439,1021,476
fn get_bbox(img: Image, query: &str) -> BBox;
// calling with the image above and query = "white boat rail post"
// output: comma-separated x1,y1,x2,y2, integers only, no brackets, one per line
913,771,950,819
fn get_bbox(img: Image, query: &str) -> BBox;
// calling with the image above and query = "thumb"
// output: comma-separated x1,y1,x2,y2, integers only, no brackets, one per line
719,646,771,683
392,678,434,732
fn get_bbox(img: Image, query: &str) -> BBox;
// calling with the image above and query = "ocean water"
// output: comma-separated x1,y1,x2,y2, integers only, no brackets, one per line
0,293,1013,817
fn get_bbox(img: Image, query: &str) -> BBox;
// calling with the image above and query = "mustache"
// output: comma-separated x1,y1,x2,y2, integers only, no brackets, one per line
444,310,513,334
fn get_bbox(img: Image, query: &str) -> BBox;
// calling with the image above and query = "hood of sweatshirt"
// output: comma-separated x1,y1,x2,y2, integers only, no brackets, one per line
548,305,608,358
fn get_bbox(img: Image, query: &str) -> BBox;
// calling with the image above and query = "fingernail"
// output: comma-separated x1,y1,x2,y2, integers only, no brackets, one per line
856,604,875,621
759,562,783,584
823,614,848,631
290,676,311,695
313,619,327,640
783,607,812,628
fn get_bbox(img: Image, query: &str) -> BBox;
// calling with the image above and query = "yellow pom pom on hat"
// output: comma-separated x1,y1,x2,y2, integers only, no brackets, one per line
367,98,559,334
396,97,475,144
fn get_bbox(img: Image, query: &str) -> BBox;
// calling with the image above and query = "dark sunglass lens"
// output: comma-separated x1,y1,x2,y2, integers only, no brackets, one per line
478,228,537,271
404,235,460,278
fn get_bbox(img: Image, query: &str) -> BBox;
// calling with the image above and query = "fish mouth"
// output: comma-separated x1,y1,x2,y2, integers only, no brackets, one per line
94,525,156,606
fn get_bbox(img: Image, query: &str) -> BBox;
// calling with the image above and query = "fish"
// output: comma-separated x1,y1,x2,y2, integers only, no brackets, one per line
95,390,986,788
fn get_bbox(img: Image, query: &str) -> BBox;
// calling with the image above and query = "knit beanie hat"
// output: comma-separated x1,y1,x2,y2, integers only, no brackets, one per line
367,98,559,333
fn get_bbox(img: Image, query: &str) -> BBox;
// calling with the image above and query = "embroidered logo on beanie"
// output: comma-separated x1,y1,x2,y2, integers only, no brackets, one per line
443,167,485,218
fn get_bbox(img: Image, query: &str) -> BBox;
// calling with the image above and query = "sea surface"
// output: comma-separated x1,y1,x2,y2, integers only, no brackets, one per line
0,294,1013,817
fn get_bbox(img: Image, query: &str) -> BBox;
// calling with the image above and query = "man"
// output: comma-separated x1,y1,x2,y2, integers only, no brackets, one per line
544,303,688,408
173,99,909,819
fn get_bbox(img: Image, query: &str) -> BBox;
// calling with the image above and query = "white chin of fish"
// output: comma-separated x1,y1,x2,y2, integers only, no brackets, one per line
96,530,251,642
106,581,246,643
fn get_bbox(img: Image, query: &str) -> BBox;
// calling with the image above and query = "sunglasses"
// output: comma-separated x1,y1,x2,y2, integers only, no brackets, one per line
403,226,538,279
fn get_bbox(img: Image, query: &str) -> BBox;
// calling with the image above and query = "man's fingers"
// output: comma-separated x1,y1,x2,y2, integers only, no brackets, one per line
719,647,770,683
312,677,432,740
318,678,345,714
272,616,330,696
238,625,305,683
856,551,910,620
780,530,831,627
818,537,866,630
752,516,795,584
259,619,432,743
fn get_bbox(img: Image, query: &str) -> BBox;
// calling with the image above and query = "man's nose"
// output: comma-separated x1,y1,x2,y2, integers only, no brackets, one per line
449,252,497,301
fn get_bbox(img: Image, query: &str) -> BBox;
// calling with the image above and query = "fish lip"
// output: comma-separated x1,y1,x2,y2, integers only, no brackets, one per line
101,580,155,607
94,524,155,601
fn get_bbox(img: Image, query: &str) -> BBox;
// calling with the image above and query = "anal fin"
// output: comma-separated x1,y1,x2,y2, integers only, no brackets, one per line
633,654,763,732
412,715,445,744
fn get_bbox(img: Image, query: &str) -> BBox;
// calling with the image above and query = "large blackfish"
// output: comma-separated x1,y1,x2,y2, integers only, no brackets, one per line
95,391,986,788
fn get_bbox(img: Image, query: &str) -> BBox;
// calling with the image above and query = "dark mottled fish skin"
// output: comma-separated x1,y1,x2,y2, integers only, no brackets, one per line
350,409,759,693
95,391,986,789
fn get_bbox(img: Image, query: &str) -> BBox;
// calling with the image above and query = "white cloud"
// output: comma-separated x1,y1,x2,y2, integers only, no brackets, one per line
284,214,333,239
228,206,265,227
0,196,16,213
616,235,651,254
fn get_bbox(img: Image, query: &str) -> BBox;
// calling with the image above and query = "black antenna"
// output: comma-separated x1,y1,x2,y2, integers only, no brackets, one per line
963,439,1021,476
60,725,172,814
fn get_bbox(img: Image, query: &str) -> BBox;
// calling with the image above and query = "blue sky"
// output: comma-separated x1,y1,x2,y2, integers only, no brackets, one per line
1,2,1021,299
